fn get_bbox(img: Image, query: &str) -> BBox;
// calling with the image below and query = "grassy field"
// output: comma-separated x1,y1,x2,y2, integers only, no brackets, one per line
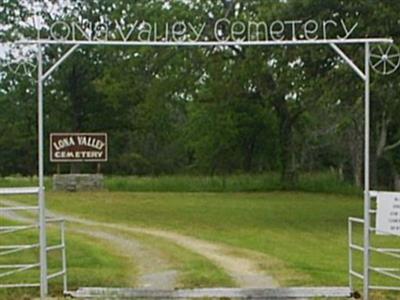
125,231,235,288
40,191,399,290
1,174,398,299
104,173,360,195
44,191,362,286
0,218,134,299
0,172,361,195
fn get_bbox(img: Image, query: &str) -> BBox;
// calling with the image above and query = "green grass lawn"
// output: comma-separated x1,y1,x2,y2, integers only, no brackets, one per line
43,191,362,286
5,190,400,299
0,218,134,300
0,172,361,195
124,231,235,288
104,173,361,195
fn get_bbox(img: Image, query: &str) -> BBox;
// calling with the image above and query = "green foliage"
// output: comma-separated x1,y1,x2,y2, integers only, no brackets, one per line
0,172,360,195
1,0,400,189
104,172,360,195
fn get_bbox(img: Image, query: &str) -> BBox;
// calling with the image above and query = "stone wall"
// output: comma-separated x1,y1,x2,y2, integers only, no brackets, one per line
53,174,104,192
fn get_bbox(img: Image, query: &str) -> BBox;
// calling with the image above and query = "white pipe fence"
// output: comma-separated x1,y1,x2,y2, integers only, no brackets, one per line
349,191,400,294
0,188,67,293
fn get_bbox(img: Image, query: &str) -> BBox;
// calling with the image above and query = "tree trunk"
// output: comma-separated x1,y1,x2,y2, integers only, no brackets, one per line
68,63,84,174
244,141,255,172
372,114,388,189
346,119,364,188
394,171,400,191
278,113,297,188
354,155,362,188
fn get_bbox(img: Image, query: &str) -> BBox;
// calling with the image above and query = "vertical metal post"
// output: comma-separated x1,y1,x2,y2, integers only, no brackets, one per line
61,221,68,293
348,219,353,291
363,42,371,300
37,43,48,299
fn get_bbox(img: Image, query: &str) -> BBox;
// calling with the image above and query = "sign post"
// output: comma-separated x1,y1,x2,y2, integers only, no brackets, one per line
363,42,371,300
37,42,48,300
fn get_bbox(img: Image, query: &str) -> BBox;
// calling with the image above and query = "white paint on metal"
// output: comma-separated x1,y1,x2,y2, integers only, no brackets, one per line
0,244,40,256
348,218,353,290
370,267,400,281
349,216,400,294
0,283,41,289
0,218,66,296
330,43,366,81
369,191,379,197
71,287,352,299
3,37,393,47
0,187,39,195
370,285,400,291
47,270,66,280
0,206,38,211
61,220,68,293
0,263,40,279
370,44,400,75
363,42,371,300
42,44,79,80
37,43,48,299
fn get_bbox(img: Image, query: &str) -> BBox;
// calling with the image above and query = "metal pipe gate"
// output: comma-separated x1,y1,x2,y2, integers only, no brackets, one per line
349,191,400,295
0,187,67,293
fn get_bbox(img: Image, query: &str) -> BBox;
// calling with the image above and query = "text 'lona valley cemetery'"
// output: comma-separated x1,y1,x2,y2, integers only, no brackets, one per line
50,133,108,162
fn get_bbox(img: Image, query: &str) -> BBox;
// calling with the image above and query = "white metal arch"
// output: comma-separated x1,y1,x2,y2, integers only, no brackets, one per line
2,36,393,300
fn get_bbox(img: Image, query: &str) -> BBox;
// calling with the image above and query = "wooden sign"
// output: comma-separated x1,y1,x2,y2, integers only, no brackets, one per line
50,133,108,162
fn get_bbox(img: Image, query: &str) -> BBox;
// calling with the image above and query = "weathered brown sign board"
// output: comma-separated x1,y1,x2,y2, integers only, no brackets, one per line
50,133,108,162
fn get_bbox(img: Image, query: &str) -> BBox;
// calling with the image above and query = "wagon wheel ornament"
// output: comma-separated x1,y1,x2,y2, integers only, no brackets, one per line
6,60,37,79
370,44,400,75
5,46,37,80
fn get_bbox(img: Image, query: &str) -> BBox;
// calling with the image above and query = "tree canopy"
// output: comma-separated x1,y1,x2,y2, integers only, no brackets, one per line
1,0,400,189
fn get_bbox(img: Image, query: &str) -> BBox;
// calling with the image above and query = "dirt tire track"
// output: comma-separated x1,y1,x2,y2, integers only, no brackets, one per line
56,215,279,288
74,228,178,289
0,199,178,289
1,199,279,288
